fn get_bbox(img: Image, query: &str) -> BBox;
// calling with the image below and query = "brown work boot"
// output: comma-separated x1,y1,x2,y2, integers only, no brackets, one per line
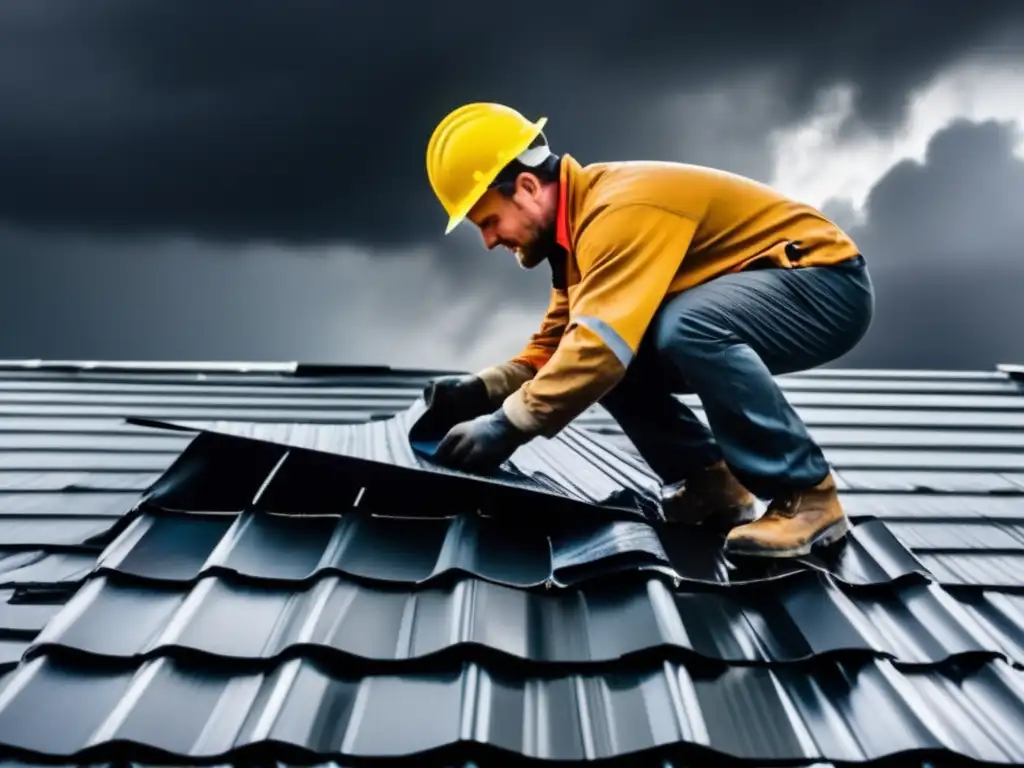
662,460,758,529
724,472,849,558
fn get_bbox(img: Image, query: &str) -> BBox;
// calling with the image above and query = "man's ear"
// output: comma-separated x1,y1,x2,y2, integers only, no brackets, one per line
516,172,540,197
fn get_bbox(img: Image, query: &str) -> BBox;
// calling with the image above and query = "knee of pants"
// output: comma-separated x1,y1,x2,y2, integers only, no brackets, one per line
652,308,724,367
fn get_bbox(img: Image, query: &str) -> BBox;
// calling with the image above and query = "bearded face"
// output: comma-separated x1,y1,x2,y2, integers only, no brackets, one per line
467,177,560,274
514,217,558,269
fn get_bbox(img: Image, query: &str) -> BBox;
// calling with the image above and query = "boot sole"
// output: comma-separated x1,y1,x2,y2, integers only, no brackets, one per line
725,515,851,559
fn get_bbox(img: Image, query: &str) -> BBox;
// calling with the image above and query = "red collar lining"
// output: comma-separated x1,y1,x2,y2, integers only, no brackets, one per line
555,173,570,251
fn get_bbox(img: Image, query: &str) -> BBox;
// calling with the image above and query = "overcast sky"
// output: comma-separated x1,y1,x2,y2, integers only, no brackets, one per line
1,0,1023,372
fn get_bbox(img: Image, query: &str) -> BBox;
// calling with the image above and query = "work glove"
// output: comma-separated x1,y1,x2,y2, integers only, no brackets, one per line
434,408,531,473
409,374,492,442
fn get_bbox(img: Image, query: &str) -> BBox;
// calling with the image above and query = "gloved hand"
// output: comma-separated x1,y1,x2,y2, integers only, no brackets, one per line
409,374,492,442
434,408,531,472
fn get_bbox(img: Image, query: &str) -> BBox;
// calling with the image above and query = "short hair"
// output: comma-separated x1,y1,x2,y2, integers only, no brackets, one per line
489,131,561,196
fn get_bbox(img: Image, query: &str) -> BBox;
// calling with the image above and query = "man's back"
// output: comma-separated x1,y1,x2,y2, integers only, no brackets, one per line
563,157,860,294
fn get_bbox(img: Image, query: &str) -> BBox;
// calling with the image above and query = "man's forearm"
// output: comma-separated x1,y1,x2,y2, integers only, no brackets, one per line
500,325,627,438
475,360,536,404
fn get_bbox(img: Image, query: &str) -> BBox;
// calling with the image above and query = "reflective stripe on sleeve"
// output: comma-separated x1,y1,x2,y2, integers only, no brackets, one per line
574,315,634,368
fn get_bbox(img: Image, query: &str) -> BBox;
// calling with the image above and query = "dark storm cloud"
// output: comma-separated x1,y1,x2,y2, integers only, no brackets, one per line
832,118,1024,370
1,117,1021,372
3,117,1021,372
0,0,1022,245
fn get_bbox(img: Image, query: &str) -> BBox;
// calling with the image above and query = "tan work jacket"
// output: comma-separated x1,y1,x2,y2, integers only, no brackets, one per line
479,153,860,437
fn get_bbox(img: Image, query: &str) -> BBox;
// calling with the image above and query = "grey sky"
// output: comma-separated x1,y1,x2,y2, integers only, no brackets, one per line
833,118,1024,369
0,0,1022,371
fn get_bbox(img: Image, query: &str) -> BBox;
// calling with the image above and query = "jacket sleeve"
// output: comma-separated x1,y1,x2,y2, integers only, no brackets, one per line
474,287,570,404
501,204,698,436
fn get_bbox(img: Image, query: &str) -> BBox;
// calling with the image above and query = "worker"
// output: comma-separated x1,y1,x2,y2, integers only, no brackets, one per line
418,102,875,559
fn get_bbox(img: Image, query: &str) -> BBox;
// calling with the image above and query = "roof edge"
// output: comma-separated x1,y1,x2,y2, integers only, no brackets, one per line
0,358,1017,380
0,359,467,378
997,363,1024,381
0,359,301,373
794,367,1005,379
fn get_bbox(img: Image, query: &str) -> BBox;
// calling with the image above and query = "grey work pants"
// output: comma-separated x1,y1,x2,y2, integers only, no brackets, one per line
599,254,874,500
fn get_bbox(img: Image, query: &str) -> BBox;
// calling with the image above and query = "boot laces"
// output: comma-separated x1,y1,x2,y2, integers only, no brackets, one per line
768,492,802,519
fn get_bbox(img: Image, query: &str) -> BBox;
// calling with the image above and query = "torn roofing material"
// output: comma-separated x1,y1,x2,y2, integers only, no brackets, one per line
2,360,1024,766
116,424,935,589
127,398,664,521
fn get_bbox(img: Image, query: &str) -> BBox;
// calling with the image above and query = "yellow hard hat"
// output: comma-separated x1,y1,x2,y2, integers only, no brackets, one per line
426,102,548,234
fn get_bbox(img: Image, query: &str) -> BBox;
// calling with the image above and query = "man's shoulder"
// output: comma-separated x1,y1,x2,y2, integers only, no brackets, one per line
564,162,701,251
575,159,746,215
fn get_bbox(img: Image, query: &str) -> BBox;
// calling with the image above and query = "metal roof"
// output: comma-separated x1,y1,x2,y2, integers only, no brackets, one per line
1,359,1024,765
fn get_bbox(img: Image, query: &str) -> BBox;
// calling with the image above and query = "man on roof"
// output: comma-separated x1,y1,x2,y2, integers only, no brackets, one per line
418,102,875,559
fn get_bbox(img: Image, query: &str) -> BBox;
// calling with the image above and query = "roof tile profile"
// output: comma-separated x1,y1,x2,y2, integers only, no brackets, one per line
1,359,1024,766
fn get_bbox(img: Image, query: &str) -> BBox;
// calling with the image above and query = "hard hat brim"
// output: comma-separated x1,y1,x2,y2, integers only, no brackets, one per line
442,117,548,235
444,215,465,235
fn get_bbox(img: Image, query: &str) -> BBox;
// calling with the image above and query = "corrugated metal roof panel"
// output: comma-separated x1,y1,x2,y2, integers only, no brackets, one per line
885,521,1024,551
0,552,97,588
0,492,140,517
0,471,160,492
840,493,1024,520
0,517,116,549
915,554,1024,589
772,375,1022,393
25,570,1024,669
0,360,1024,767
0,452,176,473
784,367,1011,379
130,406,664,521
801,426,1024,449
1003,472,1024,490
0,593,61,636
835,469,1024,493
1,654,1023,764
822,448,1024,471
588,404,1024,430
91,507,932,589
